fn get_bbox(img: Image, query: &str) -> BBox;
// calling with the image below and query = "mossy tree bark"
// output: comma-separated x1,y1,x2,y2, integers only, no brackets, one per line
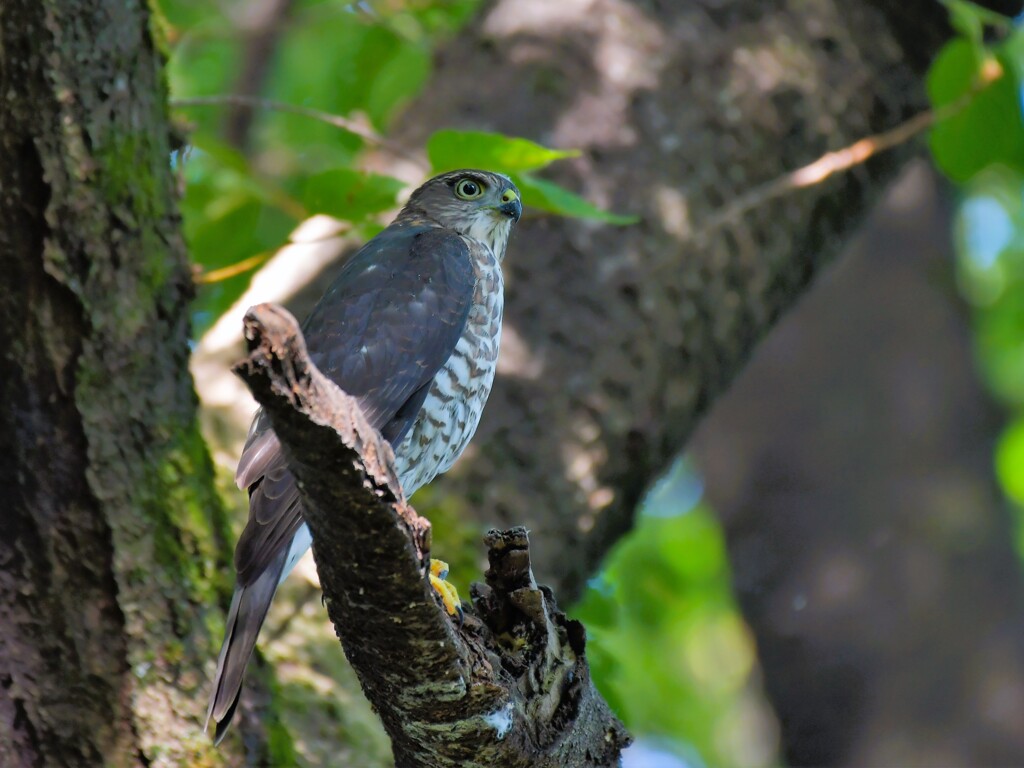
0,1,240,765
4,0,1022,765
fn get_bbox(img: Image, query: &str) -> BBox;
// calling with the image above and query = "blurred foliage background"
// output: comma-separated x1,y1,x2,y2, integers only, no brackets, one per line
156,0,1024,765
944,6,1024,561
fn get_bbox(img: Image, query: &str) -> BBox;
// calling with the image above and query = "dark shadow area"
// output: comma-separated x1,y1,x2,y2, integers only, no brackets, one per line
694,163,1024,766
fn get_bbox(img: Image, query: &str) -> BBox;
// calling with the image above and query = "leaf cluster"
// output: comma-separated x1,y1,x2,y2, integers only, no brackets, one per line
931,3,1024,556
157,0,632,336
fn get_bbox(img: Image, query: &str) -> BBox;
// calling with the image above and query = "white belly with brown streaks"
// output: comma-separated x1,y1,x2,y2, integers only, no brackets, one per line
393,248,503,496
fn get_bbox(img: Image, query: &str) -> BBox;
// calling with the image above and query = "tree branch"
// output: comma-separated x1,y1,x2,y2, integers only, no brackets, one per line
378,0,968,604
233,303,630,768
1,0,231,762
172,95,424,165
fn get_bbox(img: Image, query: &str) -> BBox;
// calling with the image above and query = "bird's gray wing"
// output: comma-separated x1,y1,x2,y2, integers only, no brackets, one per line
209,225,479,739
232,223,477,585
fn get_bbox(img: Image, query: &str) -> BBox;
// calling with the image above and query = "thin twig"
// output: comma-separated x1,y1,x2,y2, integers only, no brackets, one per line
170,94,425,165
193,222,354,284
194,251,272,284
698,57,1005,238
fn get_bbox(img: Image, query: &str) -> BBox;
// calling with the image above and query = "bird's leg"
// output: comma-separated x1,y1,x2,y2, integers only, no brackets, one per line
429,559,464,623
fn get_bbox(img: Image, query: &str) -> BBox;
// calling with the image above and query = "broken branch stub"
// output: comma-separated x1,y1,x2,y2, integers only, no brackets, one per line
233,302,630,767
472,528,630,763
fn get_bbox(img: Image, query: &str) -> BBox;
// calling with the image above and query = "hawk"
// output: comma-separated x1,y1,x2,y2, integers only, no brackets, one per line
206,170,522,742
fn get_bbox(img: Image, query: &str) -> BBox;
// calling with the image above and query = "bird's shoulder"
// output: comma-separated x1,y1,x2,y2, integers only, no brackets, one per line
299,219,478,402
336,220,476,286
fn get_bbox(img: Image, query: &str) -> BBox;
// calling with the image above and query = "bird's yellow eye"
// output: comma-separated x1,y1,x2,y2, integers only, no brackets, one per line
454,178,484,200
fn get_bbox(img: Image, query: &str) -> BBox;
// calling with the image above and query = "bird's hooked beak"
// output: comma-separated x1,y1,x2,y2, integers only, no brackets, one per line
498,188,522,222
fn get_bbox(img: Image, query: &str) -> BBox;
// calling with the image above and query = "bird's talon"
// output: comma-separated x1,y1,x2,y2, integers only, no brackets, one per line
429,558,463,620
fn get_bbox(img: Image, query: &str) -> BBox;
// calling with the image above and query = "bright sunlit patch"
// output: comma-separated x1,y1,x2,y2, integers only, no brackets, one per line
655,185,692,240
573,479,779,767
681,613,755,692
955,189,1020,307
496,323,545,379
960,195,1014,269
622,739,702,768
995,418,1024,559
642,456,704,519
483,702,514,739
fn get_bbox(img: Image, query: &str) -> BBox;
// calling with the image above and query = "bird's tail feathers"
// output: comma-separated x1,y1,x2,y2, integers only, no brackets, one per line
205,548,288,744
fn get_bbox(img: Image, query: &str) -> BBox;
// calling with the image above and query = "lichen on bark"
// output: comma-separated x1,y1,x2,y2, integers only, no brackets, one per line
0,0,238,764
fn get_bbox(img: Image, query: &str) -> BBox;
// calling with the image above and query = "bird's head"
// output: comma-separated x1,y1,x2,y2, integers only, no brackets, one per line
399,169,522,260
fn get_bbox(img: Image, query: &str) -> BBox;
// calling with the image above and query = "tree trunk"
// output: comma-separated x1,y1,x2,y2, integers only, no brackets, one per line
214,1,1021,758
6,0,1022,764
0,1,238,765
372,1,1024,762
692,164,1024,766
382,0,988,602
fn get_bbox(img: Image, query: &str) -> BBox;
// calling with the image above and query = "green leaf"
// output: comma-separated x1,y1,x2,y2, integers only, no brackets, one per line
940,0,1015,41
364,41,431,129
426,129,635,223
928,39,982,107
185,137,304,220
998,419,1024,507
187,196,293,272
166,34,240,104
260,18,400,171
299,169,404,221
186,135,250,175
927,40,1024,182
154,0,227,32
573,579,618,629
571,503,757,766
180,146,296,336
514,173,639,225
427,130,580,174
1000,24,1024,84
943,0,985,45
974,277,1024,405
187,197,295,337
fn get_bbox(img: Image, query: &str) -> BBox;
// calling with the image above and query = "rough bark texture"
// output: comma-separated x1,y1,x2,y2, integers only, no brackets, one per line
0,1,237,765
693,165,1024,766
6,0,1019,763
368,0,962,601
235,303,630,767
361,1,1021,762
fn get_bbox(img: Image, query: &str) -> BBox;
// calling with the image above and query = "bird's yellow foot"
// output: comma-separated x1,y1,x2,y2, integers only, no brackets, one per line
429,559,463,623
